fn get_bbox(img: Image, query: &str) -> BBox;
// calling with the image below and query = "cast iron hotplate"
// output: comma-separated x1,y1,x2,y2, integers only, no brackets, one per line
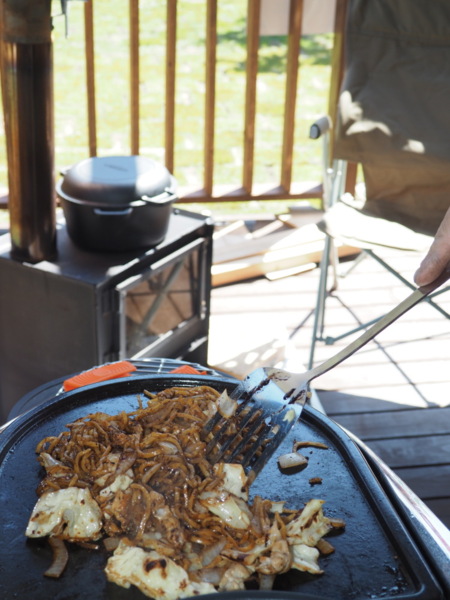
0,374,444,600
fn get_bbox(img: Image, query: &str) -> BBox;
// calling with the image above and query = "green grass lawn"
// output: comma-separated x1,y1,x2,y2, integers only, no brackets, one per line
0,0,333,217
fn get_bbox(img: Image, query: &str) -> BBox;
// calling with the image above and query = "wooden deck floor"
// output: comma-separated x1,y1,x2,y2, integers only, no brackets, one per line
208,241,450,530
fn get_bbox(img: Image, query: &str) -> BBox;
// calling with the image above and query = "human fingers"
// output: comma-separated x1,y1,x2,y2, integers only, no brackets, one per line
414,248,450,286
414,206,450,286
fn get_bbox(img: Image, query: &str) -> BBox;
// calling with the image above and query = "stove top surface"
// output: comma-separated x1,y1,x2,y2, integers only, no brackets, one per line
0,209,212,285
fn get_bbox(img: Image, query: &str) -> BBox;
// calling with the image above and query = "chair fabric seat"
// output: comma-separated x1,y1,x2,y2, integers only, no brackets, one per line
318,195,432,253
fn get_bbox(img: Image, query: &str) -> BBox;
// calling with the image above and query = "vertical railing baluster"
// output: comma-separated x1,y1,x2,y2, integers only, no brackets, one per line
130,0,140,155
242,0,261,194
84,0,97,157
281,0,303,192
204,0,218,196
165,0,177,173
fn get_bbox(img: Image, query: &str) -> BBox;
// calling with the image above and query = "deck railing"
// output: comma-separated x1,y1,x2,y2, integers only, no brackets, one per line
0,0,348,210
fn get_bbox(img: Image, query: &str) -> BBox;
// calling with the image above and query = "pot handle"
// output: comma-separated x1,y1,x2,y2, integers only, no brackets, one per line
141,188,174,204
93,207,133,216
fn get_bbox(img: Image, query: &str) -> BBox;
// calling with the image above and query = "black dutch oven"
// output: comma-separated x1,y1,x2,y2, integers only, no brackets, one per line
56,155,177,252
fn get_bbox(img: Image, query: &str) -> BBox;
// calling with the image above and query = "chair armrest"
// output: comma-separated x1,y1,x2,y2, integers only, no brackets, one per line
309,115,332,139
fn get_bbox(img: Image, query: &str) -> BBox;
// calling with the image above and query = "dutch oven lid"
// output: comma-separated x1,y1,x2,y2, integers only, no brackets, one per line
58,155,176,206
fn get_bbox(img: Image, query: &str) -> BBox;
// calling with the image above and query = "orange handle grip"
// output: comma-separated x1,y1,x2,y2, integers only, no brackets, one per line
169,365,207,375
63,361,137,391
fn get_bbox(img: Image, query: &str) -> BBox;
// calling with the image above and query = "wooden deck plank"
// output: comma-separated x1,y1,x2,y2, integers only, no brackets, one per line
426,499,450,528
392,464,450,501
326,407,450,440
366,434,450,468
319,390,433,413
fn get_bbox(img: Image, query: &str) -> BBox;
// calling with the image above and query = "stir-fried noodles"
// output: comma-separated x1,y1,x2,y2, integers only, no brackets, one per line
26,385,344,599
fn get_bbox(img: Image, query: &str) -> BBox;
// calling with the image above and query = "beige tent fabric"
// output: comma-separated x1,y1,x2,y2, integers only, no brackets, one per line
334,0,450,236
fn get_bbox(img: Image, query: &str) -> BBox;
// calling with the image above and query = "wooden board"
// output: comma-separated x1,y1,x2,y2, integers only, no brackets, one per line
213,222,325,265
211,210,360,286
212,224,360,287
276,206,324,229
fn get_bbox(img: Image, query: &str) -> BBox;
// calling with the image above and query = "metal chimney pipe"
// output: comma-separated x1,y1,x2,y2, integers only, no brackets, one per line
0,0,56,262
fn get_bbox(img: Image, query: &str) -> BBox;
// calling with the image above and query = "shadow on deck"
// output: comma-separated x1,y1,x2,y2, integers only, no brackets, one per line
208,242,450,529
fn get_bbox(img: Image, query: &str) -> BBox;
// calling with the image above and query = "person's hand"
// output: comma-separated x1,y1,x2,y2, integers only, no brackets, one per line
414,206,450,286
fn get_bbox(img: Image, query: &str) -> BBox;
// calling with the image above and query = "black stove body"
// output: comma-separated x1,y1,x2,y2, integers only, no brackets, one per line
0,209,213,422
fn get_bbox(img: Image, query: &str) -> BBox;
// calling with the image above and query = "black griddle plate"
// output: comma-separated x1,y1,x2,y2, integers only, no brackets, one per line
0,375,444,600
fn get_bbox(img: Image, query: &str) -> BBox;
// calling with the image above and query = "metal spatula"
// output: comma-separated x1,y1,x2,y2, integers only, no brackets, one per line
203,266,450,479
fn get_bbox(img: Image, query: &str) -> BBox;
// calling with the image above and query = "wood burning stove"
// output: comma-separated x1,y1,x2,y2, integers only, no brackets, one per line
0,208,213,423
0,4,215,423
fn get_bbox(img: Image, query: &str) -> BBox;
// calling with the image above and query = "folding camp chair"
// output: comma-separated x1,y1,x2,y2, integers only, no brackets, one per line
308,0,450,369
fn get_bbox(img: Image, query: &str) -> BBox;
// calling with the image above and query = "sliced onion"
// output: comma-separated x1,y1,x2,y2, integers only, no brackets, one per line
76,541,99,550
329,517,346,529
199,538,227,567
259,573,276,590
316,538,335,555
277,452,308,471
192,567,225,584
159,441,179,454
293,440,329,451
44,537,69,578
217,390,238,419
309,476,323,485
39,453,64,469
103,537,121,552
115,449,137,475
269,500,286,514
102,449,137,488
